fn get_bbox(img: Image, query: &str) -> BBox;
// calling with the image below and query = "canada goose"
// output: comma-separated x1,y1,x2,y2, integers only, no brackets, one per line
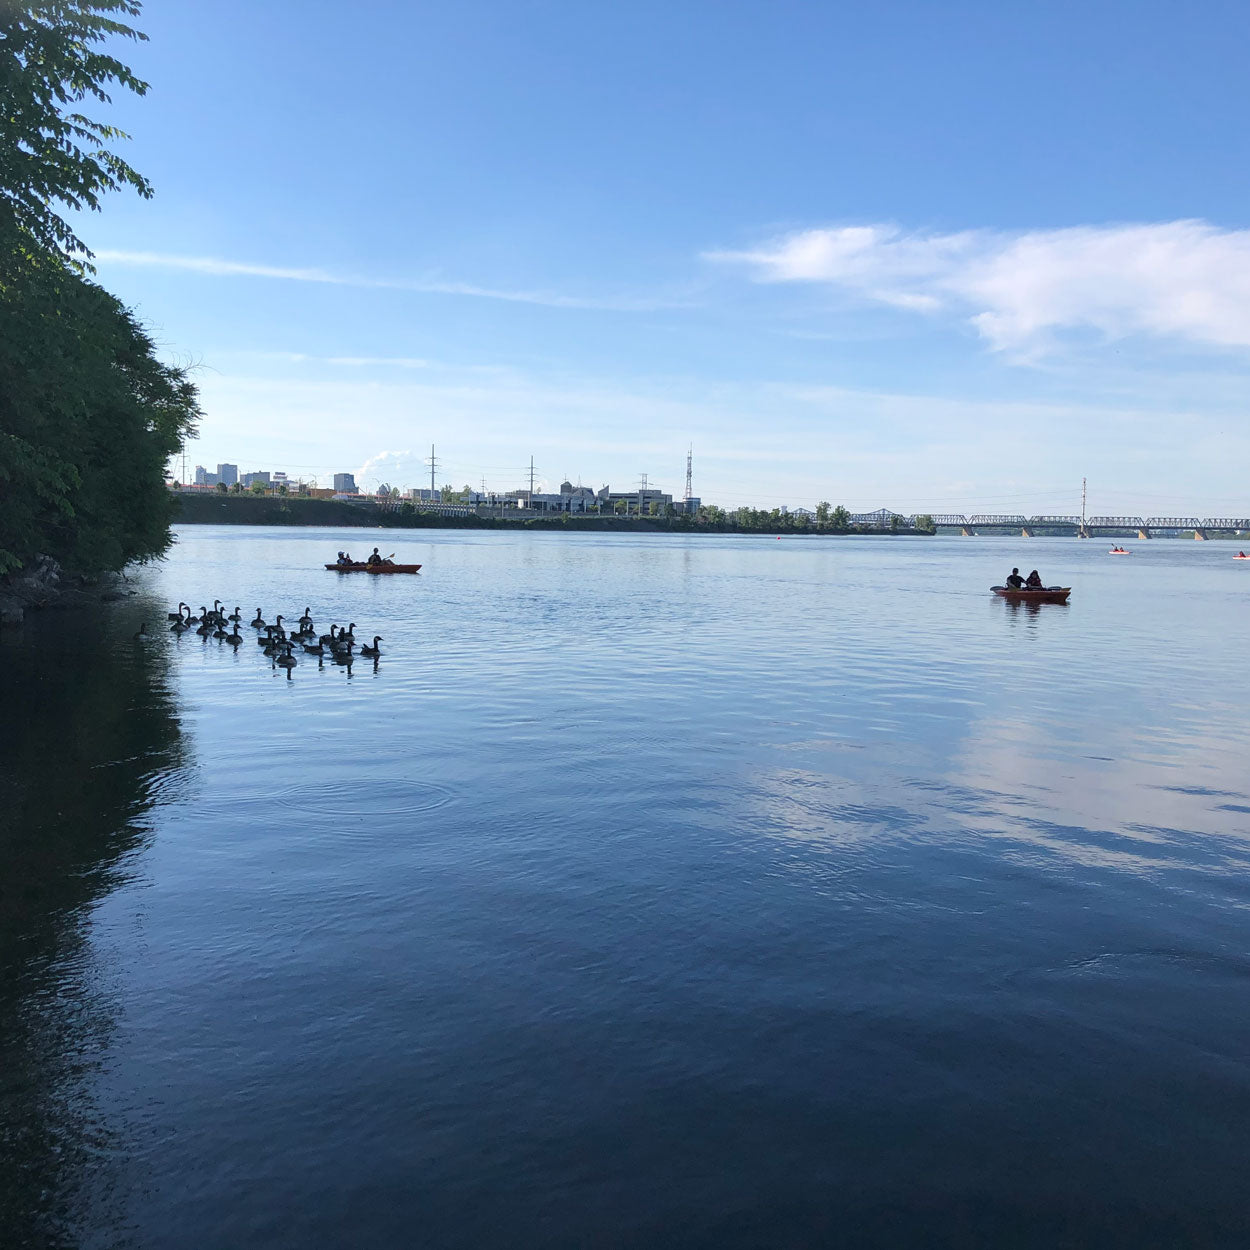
226,624,243,646
298,606,313,628
228,606,241,622
360,636,382,657
302,641,324,656
133,623,150,640
251,609,265,627
170,618,189,633
276,643,297,668
342,623,356,642
213,621,229,639
319,624,338,646
167,601,187,621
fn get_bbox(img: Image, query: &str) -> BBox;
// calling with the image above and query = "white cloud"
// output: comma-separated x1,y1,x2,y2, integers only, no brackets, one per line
707,220,1250,354
356,449,421,487
93,249,685,312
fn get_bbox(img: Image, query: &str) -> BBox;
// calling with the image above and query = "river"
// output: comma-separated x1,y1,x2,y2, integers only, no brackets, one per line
3,525,1249,1247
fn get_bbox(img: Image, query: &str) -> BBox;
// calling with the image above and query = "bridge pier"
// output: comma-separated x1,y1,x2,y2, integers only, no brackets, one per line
1138,529,1151,540
961,527,974,537
1194,528,1207,540
1021,526,1034,538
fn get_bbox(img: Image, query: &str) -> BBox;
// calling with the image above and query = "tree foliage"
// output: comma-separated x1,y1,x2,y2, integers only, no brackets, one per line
0,0,153,260
0,2,200,575
0,225,200,573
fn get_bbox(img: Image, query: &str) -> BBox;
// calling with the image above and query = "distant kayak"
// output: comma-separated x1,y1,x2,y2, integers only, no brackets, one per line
991,585,1071,603
1108,549,1131,555
325,563,422,574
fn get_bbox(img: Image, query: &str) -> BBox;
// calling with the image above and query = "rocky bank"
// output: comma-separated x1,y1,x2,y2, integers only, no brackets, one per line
0,555,133,626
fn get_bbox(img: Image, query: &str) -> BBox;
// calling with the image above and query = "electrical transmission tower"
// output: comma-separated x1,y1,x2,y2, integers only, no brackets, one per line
426,444,439,497
529,456,537,495
638,472,649,516
684,446,693,503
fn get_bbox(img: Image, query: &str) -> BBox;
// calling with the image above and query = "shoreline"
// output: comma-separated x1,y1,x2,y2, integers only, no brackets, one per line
171,492,933,538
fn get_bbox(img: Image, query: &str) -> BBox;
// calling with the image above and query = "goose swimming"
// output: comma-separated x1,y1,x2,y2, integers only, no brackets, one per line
360,636,383,657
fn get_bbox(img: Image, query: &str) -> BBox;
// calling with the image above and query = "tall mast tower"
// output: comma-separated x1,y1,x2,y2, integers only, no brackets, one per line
426,444,439,497
684,445,693,503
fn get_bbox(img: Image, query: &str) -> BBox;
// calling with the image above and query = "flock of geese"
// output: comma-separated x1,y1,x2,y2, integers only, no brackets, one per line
137,601,384,670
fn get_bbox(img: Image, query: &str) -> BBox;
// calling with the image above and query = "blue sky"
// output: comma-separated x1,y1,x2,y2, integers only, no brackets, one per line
86,0,1250,513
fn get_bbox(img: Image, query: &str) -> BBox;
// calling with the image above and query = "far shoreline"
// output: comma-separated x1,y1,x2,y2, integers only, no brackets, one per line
172,492,935,538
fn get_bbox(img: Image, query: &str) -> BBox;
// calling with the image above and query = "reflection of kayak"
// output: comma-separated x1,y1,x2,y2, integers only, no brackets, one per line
324,563,422,574
991,585,1071,603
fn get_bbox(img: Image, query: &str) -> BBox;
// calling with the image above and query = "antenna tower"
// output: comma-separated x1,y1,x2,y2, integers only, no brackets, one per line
638,472,649,516
684,446,692,503
426,444,439,497
529,456,536,495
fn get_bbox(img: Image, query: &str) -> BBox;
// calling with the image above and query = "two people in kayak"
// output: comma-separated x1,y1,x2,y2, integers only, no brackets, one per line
335,548,394,566
1006,567,1044,589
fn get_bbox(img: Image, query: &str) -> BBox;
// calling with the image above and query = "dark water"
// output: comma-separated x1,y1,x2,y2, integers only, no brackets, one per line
3,527,1250,1248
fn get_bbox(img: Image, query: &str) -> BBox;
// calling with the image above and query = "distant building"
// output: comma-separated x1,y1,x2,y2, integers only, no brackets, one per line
193,465,218,487
241,470,271,488
405,488,441,502
271,471,290,490
333,473,358,494
216,463,238,487
596,485,674,515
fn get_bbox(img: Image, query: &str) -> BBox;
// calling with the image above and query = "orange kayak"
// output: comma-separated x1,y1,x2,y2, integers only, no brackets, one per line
325,563,422,574
991,585,1071,603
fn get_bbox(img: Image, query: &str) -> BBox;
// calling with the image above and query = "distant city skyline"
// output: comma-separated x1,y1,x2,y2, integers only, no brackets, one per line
87,1,1250,515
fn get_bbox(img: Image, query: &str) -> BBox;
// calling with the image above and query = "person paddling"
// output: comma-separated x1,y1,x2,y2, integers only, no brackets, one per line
1005,567,1026,589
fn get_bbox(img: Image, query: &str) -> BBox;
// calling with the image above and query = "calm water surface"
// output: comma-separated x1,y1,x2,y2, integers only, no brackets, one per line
3,526,1250,1247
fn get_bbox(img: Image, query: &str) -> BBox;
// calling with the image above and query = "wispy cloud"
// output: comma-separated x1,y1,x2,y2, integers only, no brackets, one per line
707,220,1250,355
94,249,686,312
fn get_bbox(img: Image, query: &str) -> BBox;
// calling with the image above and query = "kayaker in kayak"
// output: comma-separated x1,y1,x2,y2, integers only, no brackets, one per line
367,547,382,566
1025,570,1043,588
1005,567,1026,589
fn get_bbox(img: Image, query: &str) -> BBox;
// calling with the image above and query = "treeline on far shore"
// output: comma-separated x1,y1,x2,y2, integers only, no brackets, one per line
174,492,937,535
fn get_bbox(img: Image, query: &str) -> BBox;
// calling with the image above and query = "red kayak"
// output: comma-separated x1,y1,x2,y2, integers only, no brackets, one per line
991,585,1071,604
325,562,422,574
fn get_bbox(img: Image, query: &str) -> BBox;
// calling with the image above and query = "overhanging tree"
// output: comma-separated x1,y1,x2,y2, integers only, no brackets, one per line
0,0,201,575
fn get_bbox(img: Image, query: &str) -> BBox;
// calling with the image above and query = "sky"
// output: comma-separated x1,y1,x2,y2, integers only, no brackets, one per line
82,0,1250,514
